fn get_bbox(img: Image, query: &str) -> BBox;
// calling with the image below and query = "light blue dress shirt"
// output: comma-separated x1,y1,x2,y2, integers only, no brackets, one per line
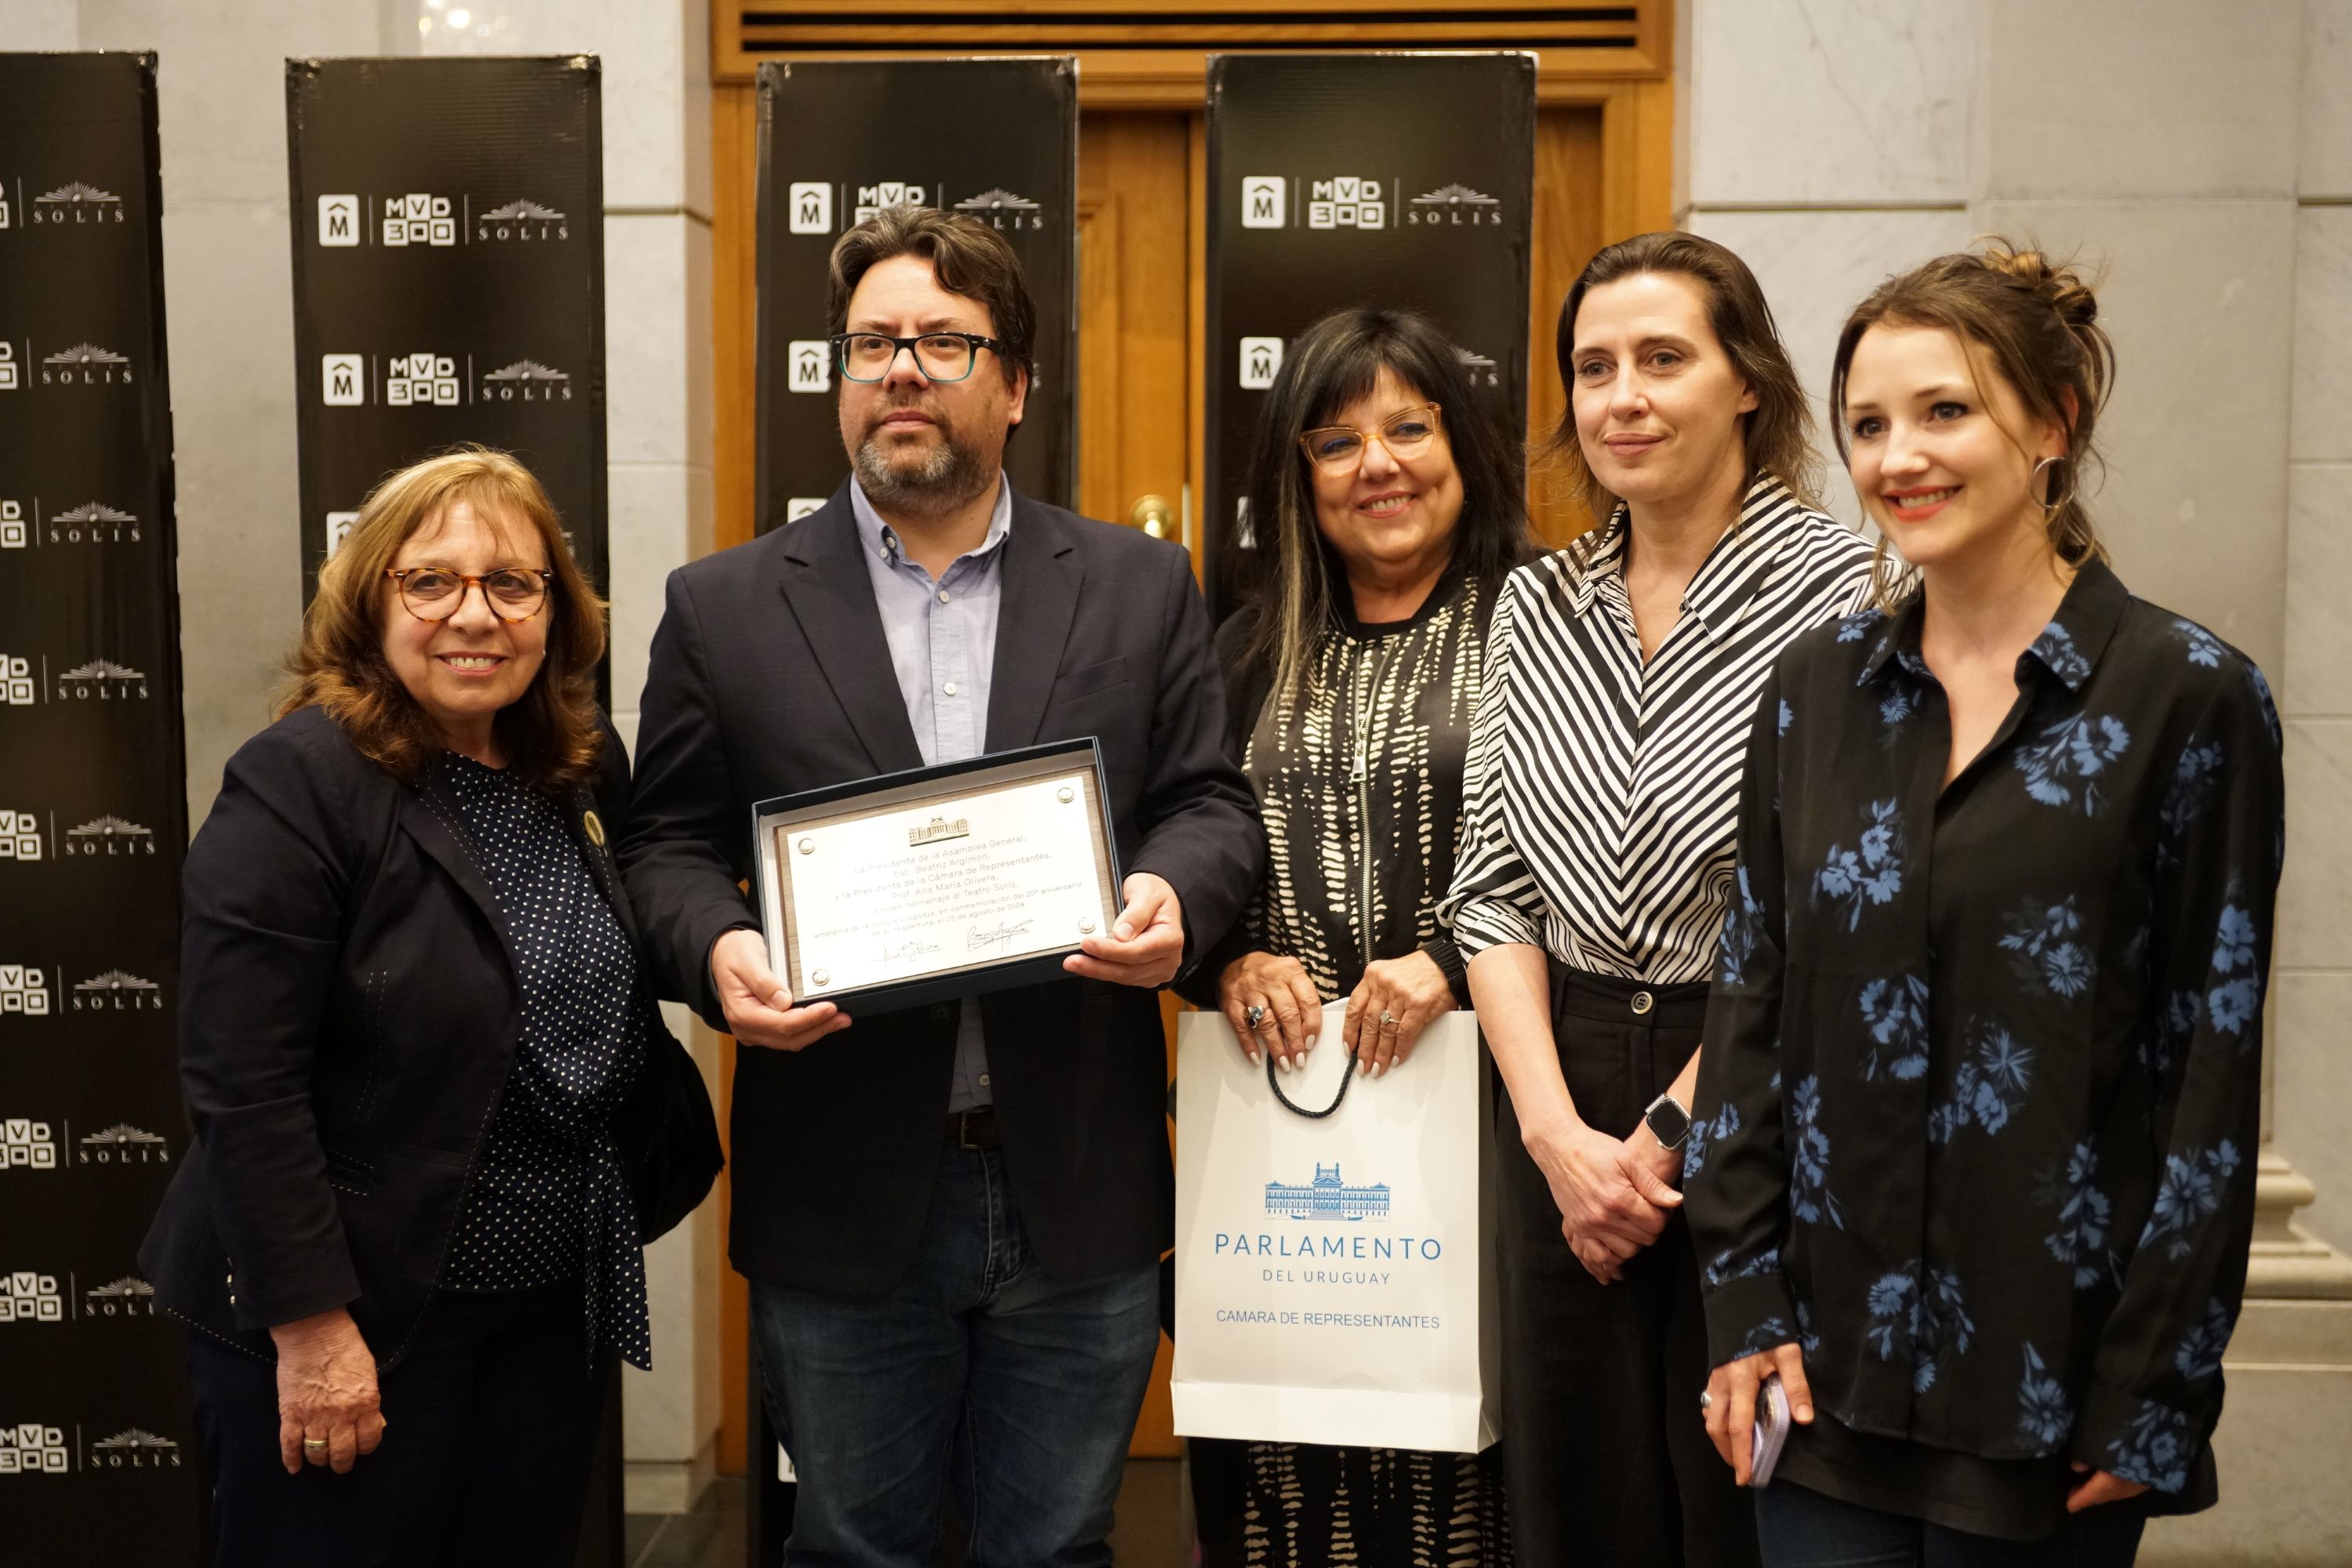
848,476,1013,1114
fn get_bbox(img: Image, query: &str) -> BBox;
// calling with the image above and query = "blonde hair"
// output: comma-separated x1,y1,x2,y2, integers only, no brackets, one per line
281,446,606,793
1830,238,2116,610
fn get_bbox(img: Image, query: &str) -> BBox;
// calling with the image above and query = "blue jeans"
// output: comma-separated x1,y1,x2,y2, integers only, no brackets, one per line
1756,1479,2147,1567
751,1145,1162,1568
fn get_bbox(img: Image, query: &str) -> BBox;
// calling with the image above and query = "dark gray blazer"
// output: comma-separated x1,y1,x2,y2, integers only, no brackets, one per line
619,481,1261,1298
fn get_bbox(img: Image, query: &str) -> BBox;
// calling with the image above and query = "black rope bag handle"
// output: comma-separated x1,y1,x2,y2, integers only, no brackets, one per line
1267,1037,1361,1119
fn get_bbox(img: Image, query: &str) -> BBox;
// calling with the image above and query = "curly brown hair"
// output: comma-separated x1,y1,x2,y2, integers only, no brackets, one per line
280,447,606,793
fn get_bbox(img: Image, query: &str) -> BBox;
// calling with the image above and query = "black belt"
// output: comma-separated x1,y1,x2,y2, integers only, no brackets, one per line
946,1107,1000,1150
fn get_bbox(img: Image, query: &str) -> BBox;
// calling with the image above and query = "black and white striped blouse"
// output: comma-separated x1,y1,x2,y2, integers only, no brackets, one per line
1442,477,1875,985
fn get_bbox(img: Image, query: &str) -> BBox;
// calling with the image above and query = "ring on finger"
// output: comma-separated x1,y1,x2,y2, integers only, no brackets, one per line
1697,1391,1713,1412
1378,1009,1398,1031
1244,1002,1267,1031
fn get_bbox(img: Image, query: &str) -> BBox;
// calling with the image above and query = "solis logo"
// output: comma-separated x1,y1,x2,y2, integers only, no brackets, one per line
41,343,134,386
481,359,572,402
0,810,42,861
89,1428,180,1468
1455,347,1501,389
63,815,156,857
476,198,568,241
853,183,925,223
56,659,150,701
40,502,140,546
78,1123,170,1165
0,1272,63,1323
85,1276,156,1318
0,965,51,1016
0,1423,70,1474
71,971,163,1012
1,1120,58,1171
31,181,125,226
1409,183,1503,227
953,187,1044,231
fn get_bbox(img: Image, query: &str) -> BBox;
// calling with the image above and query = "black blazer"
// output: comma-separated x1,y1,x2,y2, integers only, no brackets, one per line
619,481,1261,1298
139,706,720,1367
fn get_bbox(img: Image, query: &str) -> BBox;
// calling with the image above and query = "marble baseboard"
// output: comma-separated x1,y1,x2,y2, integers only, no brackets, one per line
625,1439,717,1516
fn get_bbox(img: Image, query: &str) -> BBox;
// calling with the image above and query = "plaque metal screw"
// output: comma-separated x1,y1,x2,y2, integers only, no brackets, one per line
1058,786,1075,804
811,969,829,986
798,837,815,855
1079,917,1096,934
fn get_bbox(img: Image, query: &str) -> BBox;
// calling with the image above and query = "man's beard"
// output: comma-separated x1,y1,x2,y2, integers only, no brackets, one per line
853,403,992,516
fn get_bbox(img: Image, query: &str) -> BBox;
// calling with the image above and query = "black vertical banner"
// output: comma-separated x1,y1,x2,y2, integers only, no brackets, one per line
0,51,202,1552
1203,53,1536,620
753,58,1076,534
286,56,606,608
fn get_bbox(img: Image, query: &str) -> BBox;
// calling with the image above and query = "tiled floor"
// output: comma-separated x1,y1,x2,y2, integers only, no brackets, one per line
625,1459,1189,1567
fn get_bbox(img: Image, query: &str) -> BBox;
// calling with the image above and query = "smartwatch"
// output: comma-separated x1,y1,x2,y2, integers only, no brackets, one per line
1642,1091,1693,1150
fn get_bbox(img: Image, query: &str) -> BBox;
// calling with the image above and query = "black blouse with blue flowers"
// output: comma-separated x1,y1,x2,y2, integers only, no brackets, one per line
1686,558,2284,1520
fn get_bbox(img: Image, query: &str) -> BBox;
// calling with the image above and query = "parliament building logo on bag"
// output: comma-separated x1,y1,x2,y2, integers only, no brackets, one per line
481,359,572,402
78,1123,169,1165
1,1120,58,1170
1265,1162,1391,1221
1408,183,1503,227
40,342,133,386
71,971,163,1012
0,1272,63,1323
31,181,125,226
953,188,1044,231
0,965,52,1015
64,815,156,857
0,1423,70,1474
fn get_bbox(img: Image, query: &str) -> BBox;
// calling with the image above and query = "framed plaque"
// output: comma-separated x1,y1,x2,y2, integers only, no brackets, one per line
751,738,1123,1014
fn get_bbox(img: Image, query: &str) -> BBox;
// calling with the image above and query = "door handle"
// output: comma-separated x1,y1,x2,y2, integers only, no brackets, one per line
1128,493,1174,538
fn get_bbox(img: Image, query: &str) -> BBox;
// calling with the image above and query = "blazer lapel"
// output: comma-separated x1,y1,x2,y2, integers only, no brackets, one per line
985,492,1083,752
776,487,926,775
395,780,517,966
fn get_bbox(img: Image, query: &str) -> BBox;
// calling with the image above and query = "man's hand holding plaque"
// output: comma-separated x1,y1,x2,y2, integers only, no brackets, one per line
710,927,854,1052
1062,872,1185,989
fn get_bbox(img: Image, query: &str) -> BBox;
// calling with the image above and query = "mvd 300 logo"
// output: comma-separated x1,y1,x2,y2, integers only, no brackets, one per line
0,1423,69,1474
0,1272,63,1323
0,965,52,1016
854,183,926,223
1265,1162,1392,1221
1,1120,57,1170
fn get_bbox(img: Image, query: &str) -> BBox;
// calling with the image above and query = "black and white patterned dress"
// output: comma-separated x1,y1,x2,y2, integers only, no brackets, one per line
434,753,652,1370
1197,561,1511,1568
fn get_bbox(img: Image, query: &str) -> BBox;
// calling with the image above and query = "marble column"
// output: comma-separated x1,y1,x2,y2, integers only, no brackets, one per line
407,0,721,1516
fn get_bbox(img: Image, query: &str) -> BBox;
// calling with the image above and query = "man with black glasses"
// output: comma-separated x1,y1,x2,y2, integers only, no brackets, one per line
619,205,1259,1566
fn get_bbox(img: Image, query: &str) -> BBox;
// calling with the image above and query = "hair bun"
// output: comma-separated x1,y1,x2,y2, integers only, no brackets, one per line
1982,238,2100,328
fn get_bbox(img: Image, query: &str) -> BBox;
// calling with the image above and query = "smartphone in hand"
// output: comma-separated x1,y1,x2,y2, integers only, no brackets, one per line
1750,1373,1792,1487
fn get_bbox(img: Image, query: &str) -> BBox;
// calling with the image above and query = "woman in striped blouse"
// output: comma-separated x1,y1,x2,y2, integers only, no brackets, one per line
1442,232,1875,1566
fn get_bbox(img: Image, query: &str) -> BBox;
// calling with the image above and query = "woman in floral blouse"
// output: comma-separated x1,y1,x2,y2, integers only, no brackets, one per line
1686,242,2285,1566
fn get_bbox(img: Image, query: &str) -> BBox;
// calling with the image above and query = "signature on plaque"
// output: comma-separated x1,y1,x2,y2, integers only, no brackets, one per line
967,918,1035,953
909,815,971,847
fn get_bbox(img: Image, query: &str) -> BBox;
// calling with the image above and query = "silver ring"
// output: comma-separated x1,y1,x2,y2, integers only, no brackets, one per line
1245,1003,1266,1031
1697,1391,1713,1412
1379,1010,1397,1029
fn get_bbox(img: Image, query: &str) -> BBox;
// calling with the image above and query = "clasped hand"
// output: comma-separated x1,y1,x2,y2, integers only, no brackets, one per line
1218,949,1451,1076
1529,1117,1683,1286
713,874,1187,1051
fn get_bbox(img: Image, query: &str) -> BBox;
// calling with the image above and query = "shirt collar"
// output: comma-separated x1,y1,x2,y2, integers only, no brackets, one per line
1566,474,1809,640
849,473,1012,572
1857,555,2129,693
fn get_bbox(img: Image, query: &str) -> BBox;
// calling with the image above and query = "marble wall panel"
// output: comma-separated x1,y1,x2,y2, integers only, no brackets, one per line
2292,208,2352,466
8,1,78,47
2303,0,2352,200
1685,0,1978,208
1684,205,1976,525
1973,198,2292,677
2285,463,2352,719
2275,970,2352,1258
2278,717,2352,973
1983,0,2300,201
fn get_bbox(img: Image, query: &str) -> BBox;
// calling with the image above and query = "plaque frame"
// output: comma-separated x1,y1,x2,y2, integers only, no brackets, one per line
750,736,1123,1015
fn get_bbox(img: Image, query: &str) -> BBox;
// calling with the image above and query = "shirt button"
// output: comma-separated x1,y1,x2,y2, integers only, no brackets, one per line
978,1073,991,1087
1630,990,1654,1016
943,681,957,696
938,590,950,604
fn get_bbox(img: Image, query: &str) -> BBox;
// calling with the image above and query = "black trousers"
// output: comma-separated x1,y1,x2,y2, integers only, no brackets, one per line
1494,967,1759,1568
187,1281,606,1568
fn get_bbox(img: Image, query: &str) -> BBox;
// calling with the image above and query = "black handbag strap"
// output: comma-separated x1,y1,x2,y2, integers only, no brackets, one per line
1266,1038,1360,1119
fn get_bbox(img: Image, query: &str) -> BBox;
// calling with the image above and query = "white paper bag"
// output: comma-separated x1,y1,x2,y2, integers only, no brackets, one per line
1171,1001,1497,1452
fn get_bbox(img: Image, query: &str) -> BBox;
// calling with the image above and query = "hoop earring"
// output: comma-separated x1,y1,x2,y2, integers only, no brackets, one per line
2032,456,2074,515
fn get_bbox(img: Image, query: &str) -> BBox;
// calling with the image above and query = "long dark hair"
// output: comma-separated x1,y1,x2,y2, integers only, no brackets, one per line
1228,307,1534,699
1538,231,1823,556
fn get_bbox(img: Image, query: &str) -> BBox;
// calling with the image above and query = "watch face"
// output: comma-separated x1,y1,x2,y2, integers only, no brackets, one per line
1648,1096,1693,1148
